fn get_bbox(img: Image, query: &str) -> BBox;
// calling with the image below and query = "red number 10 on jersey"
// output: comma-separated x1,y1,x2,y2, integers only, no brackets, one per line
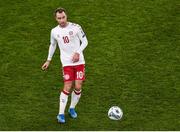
63,36,69,44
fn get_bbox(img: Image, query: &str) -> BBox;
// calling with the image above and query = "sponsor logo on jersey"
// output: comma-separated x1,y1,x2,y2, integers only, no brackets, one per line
69,31,73,35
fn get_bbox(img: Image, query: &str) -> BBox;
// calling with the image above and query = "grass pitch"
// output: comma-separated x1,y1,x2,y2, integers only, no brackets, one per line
0,0,179,130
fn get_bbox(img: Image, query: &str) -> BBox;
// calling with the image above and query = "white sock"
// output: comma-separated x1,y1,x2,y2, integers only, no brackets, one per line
70,89,81,109
59,90,69,115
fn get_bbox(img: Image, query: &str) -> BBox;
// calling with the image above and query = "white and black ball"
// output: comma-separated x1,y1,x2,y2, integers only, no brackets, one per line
108,106,123,120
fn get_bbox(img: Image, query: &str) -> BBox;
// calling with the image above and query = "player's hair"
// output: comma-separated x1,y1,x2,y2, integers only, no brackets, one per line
54,7,66,16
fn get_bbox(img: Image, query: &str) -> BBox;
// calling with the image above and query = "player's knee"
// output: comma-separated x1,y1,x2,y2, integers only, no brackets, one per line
63,83,73,92
75,83,82,91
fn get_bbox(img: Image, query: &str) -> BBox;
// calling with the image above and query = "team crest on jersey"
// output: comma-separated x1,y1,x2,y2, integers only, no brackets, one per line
69,31,73,35
57,34,60,38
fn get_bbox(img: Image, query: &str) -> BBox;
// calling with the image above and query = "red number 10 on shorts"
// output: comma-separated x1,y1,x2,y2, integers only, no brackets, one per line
63,64,85,82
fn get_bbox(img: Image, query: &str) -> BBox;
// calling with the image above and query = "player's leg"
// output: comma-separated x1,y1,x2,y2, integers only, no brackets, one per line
57,66,74,123
69,80,83,119
70,80,83,108
59,81,73,115
69,64,85,118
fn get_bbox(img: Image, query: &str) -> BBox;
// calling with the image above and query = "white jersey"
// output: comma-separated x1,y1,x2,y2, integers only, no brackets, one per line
47,22,88,67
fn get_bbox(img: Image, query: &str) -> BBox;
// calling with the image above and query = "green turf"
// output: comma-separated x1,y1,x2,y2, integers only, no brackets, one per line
0,0,179,130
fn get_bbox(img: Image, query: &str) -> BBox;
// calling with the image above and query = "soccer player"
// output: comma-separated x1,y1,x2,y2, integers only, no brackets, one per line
41,7,88,123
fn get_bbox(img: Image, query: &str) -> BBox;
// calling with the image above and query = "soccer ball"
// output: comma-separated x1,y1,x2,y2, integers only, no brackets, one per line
108,106,123,120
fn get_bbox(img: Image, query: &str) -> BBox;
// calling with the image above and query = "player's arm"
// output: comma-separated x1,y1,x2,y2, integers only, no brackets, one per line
42,30,57,70
72,25,88,63
76,25,88,54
